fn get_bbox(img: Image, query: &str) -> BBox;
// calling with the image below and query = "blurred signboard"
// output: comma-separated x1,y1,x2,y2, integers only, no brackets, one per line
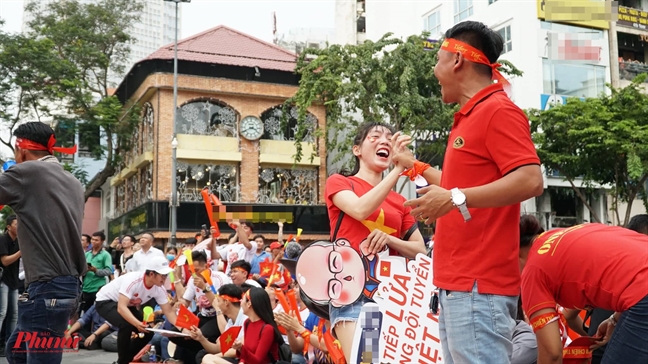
537,0,612,30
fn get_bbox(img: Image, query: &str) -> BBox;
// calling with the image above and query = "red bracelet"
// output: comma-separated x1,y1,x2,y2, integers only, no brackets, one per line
300,330,311,354
530,312,559,332
401,161,431,181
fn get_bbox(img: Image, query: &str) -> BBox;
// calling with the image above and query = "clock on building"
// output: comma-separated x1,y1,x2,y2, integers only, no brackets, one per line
240,116,264,141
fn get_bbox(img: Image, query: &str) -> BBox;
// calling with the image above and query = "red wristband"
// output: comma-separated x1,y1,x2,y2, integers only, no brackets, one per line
400,161,431,181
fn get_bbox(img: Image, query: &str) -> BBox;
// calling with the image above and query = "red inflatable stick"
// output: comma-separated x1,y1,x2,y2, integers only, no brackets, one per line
201,188,224,236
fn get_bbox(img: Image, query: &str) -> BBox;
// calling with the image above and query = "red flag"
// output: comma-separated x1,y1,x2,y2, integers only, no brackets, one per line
259,261,276,278
380,261,391,277
219,326,242,353
176,304,199,330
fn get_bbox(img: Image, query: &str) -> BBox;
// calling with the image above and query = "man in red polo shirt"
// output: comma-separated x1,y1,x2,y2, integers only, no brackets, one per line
403,21,544,364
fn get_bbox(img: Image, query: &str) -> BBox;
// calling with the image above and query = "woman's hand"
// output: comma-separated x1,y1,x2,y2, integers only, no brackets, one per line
366,229,390,255
232,339,243,351
390,132,414,169
189,325,205,342
275,311,303,332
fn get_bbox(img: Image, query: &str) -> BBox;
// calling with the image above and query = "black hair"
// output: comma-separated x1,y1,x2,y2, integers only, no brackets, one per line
191,250,208,264
240,283,254,293
92,231,106,241
627,214,648,235
252,234,265,242
13,122,55,155
227,232,237,241
218,284,243,306
231,259,252,274
184,237,197,245
243,222,255,232
519,215,544,249
141,232,155,241
81,233,91,243
444,21,504,77
339,121,396,177
167,246,178,255
123,235,136,243
246,287,285,346
5,215,17,229
194,232,201,238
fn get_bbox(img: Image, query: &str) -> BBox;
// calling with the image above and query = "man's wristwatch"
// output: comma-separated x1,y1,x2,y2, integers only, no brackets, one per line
203,287,211,294
609,314,618,326
451,188,471,222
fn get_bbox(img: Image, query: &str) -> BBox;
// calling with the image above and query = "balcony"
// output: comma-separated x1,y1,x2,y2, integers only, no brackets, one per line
619,60,648,83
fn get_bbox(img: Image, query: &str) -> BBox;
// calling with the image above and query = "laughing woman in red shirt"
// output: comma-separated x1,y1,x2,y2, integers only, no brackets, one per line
518,215,648,364
204,287,283,364
325,121,427,361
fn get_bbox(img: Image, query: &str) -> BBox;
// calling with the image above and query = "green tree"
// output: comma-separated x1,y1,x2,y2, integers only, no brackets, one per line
528,75,648,226
18,0,144,200
0,20,72,159
285,33,522,170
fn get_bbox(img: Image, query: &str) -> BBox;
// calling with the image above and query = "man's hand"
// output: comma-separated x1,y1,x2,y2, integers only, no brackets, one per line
84,334,96,347
404,185,454,225
277,221,283,228
591,317,616,350
366,229,390,255
189,325,205,342
135,322,148,333
193,275,207,290
390,132,415,169
275,311,303,332
88,265,97,273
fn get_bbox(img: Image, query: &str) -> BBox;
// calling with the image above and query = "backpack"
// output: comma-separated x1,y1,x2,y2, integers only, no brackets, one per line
245,320,292,364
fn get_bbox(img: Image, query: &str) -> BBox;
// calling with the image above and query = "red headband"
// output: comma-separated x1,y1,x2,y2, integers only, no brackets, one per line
15,135,77,155
218,294,241,303
441,38,510,88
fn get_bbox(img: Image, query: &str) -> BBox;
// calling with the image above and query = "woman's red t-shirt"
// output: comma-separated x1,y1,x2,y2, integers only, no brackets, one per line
325,174,417,253
522,223,648,317
238,319,279,364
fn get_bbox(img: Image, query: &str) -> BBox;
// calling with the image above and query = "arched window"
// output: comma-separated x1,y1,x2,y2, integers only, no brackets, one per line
260,106,317,143
178,99,239,137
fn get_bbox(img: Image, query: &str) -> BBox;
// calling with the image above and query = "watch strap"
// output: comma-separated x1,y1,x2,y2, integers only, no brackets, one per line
451,188,472,222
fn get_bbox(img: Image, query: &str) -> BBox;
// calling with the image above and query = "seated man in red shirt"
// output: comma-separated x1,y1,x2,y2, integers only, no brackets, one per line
519,215,648,364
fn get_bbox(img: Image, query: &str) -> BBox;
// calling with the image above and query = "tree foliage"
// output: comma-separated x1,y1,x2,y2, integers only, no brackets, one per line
528,74,648,226
285,33,523,170
0,0,144,200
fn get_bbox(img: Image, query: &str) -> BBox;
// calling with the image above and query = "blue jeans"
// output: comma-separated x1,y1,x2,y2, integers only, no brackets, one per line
6,276,81,364
601,294,648,364
329,297,369,327
0,282,19,343
438,282,517,364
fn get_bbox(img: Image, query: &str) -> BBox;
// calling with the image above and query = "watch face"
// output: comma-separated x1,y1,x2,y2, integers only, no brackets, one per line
452,192,466,205
240,116,264,140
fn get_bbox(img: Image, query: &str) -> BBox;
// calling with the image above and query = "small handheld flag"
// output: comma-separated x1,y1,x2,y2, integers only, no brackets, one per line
176,304,199,330
219,326,242,353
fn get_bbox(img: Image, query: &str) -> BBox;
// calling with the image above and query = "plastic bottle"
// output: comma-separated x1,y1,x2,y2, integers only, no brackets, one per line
149,345,156,362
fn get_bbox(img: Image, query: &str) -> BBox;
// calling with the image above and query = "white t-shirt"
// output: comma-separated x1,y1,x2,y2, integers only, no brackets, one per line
245,279,262,289
219,242,257,275
183,269,231,317
226,308,247,341
95,271,168,307
125,247,165,272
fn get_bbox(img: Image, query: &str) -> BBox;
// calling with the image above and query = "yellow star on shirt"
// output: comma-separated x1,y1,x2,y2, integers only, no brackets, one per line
362,209,397,235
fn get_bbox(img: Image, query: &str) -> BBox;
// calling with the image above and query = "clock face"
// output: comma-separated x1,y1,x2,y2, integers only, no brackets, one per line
240,116,264,141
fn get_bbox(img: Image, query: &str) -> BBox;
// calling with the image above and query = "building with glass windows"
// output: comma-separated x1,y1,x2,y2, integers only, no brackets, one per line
103,25,329,244
334,0,624,228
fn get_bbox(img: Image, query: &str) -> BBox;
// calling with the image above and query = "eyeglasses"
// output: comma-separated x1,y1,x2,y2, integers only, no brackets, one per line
326,246,344,300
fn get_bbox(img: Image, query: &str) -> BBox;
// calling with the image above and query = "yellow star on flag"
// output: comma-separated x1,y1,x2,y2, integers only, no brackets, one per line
225,334,233,345
361,209,397,235
383,266,388,272
262,267,270,274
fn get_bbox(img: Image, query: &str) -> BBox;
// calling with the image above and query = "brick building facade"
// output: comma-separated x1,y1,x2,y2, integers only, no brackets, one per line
105,26,330,245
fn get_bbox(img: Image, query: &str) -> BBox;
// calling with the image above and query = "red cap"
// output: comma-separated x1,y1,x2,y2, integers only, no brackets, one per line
269,242,283,250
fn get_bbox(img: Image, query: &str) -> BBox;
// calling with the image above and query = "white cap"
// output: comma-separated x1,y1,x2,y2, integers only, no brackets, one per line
144,255,173,275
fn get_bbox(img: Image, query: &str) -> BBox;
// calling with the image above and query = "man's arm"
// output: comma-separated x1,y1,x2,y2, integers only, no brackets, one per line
562,309,588,336
94,254,113,277
463,165,544,208
117,294,147,332
159,302,177,327
0,251,21,266
531,308,564,364
0,168,22,206
235,223,252,250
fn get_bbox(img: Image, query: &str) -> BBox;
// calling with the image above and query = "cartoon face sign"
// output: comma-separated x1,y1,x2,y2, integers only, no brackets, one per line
295,239,372,308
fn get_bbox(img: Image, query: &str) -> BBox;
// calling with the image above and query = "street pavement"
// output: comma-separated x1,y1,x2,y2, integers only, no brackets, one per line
0,349,118,363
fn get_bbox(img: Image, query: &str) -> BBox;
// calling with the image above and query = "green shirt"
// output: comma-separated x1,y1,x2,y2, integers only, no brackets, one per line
83,249,112,293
